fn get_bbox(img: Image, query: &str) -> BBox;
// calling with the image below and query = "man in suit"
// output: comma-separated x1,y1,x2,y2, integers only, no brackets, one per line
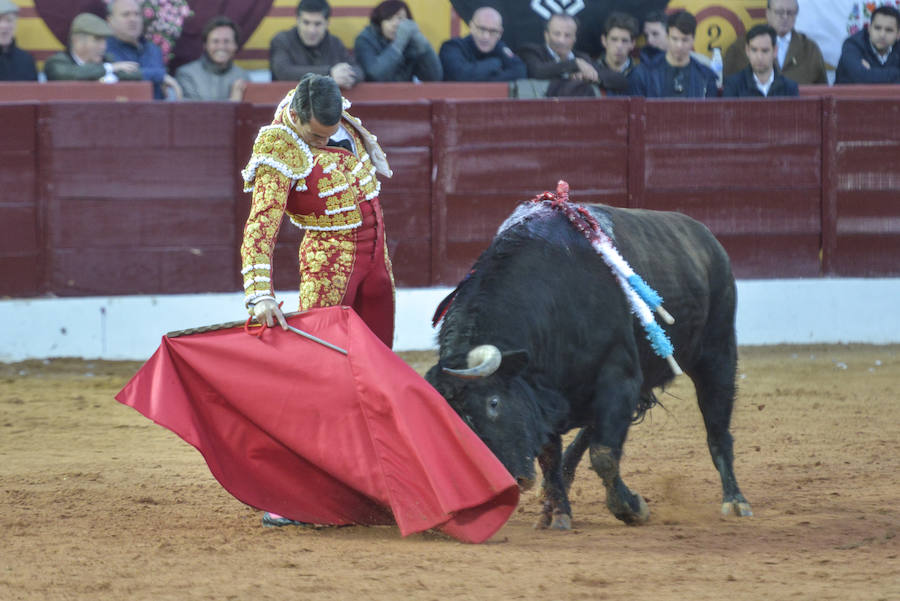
723,0,827,85
723,24,799,97
516,13,625,96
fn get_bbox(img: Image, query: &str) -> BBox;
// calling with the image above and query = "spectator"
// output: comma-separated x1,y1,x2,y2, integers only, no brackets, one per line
628,11,718,98
175,16,248,101
599,12,638,77
517,13,625,96
640,10,713,69
724,0,827,85
723,24,799,97
270,0,362,89
106,0,180,99
835,5,900,84
354,0,441,82
439,6,526,82
0,0,37,81
44,13,141,82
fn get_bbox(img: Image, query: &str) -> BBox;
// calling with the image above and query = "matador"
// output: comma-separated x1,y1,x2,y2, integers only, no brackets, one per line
239,75,395,348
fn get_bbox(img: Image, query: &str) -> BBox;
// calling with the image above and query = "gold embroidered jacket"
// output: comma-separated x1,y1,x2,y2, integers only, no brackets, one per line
239,91,390,307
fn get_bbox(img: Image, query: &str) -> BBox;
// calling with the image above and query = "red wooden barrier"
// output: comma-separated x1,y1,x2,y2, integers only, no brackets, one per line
37,102,238,295
0,81,153,102
431,97,630,284
637,97,823,278
0,104,40,296
242,81,509,105
1,96,899,299
829,99,900,276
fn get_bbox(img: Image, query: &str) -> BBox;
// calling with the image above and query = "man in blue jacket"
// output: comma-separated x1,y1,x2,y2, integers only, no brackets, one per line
723,24,798,97
439,6,525,82
105,0,180,99
628,10,717,98
835,5,900,84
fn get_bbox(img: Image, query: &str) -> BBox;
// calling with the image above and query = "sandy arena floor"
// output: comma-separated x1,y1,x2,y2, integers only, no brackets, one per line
1,345,898,601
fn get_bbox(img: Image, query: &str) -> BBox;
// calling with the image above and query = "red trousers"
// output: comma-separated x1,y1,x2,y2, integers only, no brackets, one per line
298,198,395,349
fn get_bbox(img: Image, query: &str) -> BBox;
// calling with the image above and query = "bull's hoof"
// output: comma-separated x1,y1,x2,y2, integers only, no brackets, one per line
721,500,753,517
534,512,552,530
550,513,572,530
610,493,650,526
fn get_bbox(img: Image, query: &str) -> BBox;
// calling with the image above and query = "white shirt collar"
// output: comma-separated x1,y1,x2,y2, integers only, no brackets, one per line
546,43,574,63
754,70,775,96
870,41,893,65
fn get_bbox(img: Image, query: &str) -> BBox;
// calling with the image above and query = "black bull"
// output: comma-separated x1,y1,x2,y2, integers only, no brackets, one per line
426,202,752,529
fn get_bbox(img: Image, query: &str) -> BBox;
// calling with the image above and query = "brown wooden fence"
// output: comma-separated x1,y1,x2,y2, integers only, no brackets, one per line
1,96,898,298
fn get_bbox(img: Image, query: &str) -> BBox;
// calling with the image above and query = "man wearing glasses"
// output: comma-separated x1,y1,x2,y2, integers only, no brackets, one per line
439,6,526,81
723,0,827,85
627,10,718,98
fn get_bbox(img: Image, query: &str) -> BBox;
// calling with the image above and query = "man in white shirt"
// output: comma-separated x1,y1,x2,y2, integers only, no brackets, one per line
723,0,827,84
723,24,799,97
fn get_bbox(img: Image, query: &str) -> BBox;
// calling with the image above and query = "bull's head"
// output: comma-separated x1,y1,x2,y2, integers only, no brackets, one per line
426,345,545,491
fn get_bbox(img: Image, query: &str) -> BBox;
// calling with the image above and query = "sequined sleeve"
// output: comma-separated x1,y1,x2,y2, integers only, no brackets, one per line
239,164,292,309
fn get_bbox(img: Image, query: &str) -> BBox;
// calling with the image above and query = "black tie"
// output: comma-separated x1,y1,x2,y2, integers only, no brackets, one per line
327,138,353,152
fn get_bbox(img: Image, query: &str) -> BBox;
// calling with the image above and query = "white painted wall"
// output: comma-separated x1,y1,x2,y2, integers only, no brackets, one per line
1,279,897,362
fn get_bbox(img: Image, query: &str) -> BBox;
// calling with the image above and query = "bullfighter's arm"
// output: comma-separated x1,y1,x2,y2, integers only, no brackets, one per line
240,165,291,311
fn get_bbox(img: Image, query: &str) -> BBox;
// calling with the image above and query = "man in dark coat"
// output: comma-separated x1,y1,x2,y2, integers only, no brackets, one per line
270,0,363,88
516,12,625,96
628,11,718,98
723,24,798,98
44,13,142,82
0,0,37,81
723,0,827,85
835,5,900,84
439,6,525,82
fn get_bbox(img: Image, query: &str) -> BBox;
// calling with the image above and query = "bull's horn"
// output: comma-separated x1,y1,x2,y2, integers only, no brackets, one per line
442,344,502,379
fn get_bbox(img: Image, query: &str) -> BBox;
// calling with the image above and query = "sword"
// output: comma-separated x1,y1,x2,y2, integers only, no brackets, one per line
166,313,348,355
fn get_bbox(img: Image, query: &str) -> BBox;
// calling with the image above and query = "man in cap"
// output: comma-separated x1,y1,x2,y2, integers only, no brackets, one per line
44,13,142,82
0,0,37,81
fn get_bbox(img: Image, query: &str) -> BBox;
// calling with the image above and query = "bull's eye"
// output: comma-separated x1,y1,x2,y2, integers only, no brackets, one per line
486,396,500,420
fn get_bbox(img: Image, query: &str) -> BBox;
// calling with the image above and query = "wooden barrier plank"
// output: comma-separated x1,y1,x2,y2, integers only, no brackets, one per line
0,81,153,102
831,99,900,276
242,81,509,105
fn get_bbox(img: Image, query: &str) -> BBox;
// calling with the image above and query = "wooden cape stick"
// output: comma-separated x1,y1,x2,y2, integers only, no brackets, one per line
166,313,349,355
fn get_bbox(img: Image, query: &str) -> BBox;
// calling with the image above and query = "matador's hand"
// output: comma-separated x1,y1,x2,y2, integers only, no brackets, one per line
252,298,288,330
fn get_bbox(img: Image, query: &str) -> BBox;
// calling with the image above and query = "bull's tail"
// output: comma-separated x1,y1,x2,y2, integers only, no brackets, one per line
633,391,661,424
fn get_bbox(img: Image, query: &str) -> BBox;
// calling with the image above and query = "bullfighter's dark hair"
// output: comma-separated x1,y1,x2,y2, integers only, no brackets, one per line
544,12,579,33
297,0,331,19
667,10,697,37
604,11,638,39
201,15,241,45
292,73,342,126
872,5,900,27
746,23,777,46
370,1,412,28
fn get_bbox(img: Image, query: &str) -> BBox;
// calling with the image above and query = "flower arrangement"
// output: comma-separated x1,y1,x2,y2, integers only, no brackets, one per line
106,0,193,63
847,0,900,35
141,0,193,63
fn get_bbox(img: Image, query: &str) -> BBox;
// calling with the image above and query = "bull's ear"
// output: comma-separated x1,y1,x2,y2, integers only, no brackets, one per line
499,349,529,376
